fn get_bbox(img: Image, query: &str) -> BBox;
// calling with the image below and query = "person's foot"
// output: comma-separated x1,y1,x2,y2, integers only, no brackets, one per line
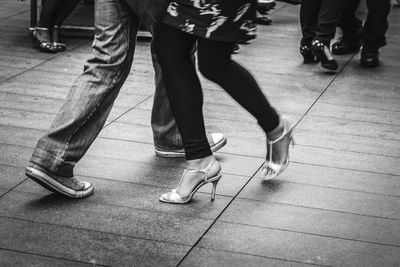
155,132,227,158
311,40,338,71
331,37,362,55
300,44,318,64
25,163,94,198
360,46,380,68
159,156,222,204
263,116,295,180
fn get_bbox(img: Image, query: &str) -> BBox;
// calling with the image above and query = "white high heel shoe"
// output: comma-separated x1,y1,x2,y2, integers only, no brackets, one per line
262,116,295,180
159,158,222,204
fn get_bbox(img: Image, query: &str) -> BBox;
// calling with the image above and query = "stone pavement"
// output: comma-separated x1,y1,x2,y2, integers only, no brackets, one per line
1,1,400,266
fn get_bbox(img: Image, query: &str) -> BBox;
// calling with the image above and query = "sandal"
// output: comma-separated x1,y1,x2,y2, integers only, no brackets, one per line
32,27,57,53
52,26,67,52
159,158,222,204
262,116,295,180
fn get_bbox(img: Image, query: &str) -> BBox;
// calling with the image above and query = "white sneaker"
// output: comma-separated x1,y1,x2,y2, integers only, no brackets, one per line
155,132,227,158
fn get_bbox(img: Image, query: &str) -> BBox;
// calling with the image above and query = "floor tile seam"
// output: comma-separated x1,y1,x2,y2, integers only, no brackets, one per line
215,219,400,249
305,113,400,127
4,187,223,222
290,51,357,138
0,9,30,22
295,127,400,142
0,41,89,87
0,215,194,248
0,97,149,114
176,166,263,266
0,178,28,199
191,247,329,267
0,88,151,101
0,247,111,267
224,196,400,221
235,196,400,222
317,99,400,111
103,95,154,129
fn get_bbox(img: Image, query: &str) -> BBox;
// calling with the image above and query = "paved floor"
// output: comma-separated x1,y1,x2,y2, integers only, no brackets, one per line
1,1,400,266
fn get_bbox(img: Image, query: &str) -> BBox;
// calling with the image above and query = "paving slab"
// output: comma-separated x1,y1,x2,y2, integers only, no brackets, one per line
0,165,27,191
181,248,314,267
198,221,400,266
220,198,400,247
0,191,213,246
0,217,189,267
238,178,400,220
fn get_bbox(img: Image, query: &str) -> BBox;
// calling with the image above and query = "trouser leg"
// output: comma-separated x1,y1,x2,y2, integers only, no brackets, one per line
314,0,347,45
30,0,139,177
338,0,362,41
363,0,391,49
300,0,322,46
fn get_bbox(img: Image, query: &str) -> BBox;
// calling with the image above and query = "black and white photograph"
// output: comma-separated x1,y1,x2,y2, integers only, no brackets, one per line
0,0,399,266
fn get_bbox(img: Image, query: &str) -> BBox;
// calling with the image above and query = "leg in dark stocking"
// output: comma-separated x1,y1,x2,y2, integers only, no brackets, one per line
154,24,221,203
196,39,294,179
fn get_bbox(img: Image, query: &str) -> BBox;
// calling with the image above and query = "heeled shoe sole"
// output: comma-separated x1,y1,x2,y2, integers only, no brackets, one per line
159,174,222,204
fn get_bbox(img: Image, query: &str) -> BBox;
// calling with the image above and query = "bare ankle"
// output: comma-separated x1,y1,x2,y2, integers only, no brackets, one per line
186,155,215,170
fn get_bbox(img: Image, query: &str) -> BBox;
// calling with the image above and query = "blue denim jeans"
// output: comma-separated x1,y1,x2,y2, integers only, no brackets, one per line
30,0,181,177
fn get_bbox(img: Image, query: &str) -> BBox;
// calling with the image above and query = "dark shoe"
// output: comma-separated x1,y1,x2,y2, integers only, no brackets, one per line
255,15,272,25
155,132,227,158
311,40,338,71
232,43,240,54
51,26,67,52
360,47,379,68
32,27,57,53
25,163,94,198
332,37,361,55
300,45,318,64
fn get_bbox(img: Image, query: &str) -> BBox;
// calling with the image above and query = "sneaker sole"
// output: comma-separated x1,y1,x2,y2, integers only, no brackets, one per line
25,167,94,198
155,136,228,158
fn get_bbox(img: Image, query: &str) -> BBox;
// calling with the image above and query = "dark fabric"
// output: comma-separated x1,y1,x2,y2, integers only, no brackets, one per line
123,0,170,29
162,0,257,42
300,0,346,46
339,0,391,49
154,23,279,160
39,0,81,28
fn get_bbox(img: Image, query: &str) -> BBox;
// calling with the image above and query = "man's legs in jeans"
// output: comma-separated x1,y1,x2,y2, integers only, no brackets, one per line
27,0,139,197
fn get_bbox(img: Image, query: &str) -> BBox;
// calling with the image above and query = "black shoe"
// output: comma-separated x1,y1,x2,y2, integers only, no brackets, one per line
232,43,240,54
332,37,361,55
300,45,318,64
32,27,57,53
311,40,338,71
360,47,379,68
255,15,272,25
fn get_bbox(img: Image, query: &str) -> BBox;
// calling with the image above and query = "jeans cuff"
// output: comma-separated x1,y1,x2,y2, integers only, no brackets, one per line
30,148,75,178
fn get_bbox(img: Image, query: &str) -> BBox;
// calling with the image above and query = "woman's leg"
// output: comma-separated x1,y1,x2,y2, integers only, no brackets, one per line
38,0,61,28
196,38,291,173
154,24,220,199
197,39,279,134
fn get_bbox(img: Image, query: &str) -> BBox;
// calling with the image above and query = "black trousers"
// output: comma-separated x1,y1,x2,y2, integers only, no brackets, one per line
339,0,391,49
39,0,81,28
154,23,279,160
300,0,346,46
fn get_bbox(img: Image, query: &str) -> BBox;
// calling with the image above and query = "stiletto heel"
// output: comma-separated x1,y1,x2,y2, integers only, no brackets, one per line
159,158,222,204
211,179,219,201
32,27,57,53
263,116,295,180
311,40,338,71
300,45,318,64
